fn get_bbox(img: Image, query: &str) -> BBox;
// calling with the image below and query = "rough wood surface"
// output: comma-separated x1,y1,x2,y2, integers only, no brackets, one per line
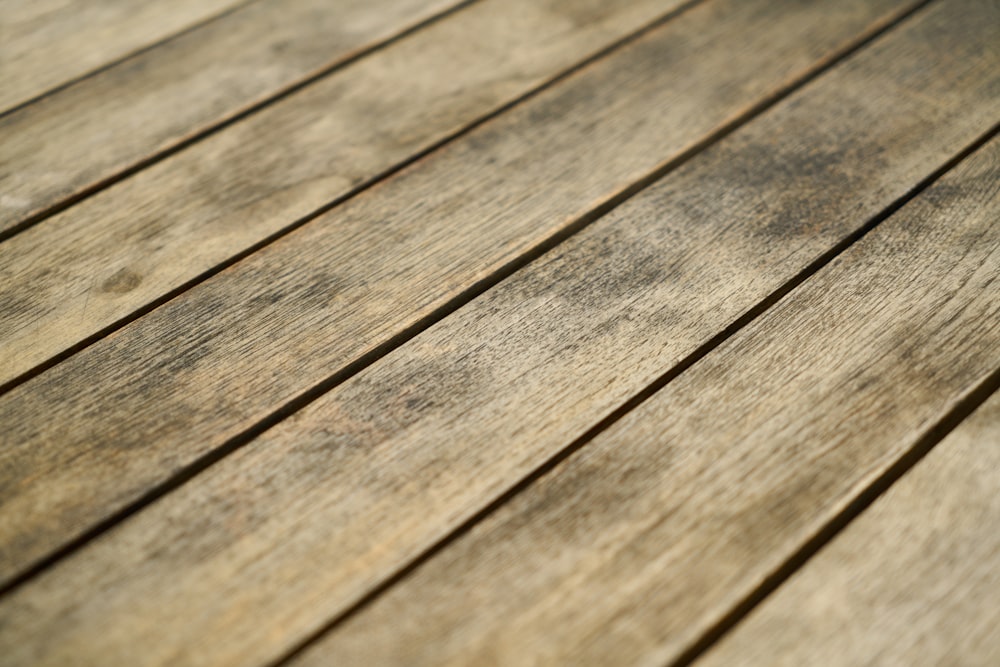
0,0,694,385
0,0,244,113
0,0,922,588
286,129,1000,667
698,389,1000,667
0,0,463,232
1,4,995,665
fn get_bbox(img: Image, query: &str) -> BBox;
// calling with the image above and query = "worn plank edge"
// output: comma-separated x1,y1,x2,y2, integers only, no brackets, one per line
0,0,936,598
0,0,479,244
264,117,1000,667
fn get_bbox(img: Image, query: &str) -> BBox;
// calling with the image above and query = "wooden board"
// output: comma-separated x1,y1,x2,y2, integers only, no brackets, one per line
284,128,1000,667
0,0,465,233
0,0,244,112
0,0,697,386
0,0,929,588
0,3,995,665
698,389,1000,667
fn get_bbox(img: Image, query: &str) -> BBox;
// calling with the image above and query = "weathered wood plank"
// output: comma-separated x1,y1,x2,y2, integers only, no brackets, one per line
697,390,1000,667
0,0,924,588
285,130,1000,666
0,0,244,112
1,4,995,665
0,0,465,232
0,0,712,386
0,0,697,385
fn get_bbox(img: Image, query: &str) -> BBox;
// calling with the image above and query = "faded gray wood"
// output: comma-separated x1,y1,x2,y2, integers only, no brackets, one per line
0,0,920,588
0,0,463,231
0,3,995,665
0,0,695,385
287,129,1000,666
0,0,244,112
698,390,1000,667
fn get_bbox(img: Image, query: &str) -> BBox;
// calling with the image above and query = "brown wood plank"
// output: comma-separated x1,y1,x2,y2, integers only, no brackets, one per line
0,0,245,112
0,3,995,665
698,389,1000,667
0,0,697,387
285,130,1000,667
0,0,466,233
0,0,923,588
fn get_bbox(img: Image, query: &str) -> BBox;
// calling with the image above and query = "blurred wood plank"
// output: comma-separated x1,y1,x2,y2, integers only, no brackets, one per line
287,128,1000,667
697,390,1000,667
0,0,697,386
1,3,996,665
0,0,244,112
0,0,465,233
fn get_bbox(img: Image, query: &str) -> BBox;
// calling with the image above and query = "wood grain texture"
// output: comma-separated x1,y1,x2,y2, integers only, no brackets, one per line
1,3,996,665
0,0,463,232
285,125,1000,667
0,0,695,386
698,389,1000,667
0,0,925,588
0,0,244,112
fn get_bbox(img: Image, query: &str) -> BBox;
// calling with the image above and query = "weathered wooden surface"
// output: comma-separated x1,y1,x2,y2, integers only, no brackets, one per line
0,0,463,233
285,129,1000,667
0,0,244,113
0,0,696,385
0,3,995,665
0,0,927,588
698,389,1000,667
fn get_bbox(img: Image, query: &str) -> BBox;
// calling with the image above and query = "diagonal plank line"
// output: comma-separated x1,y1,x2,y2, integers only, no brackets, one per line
0,0,265,120
0,0,711,392
0,0,939,601
668,361,1000,667
0,0,482,244
266,118,1000,667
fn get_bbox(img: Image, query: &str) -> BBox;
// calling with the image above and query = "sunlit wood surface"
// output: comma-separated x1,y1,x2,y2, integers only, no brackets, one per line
1,1,997,665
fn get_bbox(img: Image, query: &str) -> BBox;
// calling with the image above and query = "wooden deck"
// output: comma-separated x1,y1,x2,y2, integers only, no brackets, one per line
1,1,998,665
